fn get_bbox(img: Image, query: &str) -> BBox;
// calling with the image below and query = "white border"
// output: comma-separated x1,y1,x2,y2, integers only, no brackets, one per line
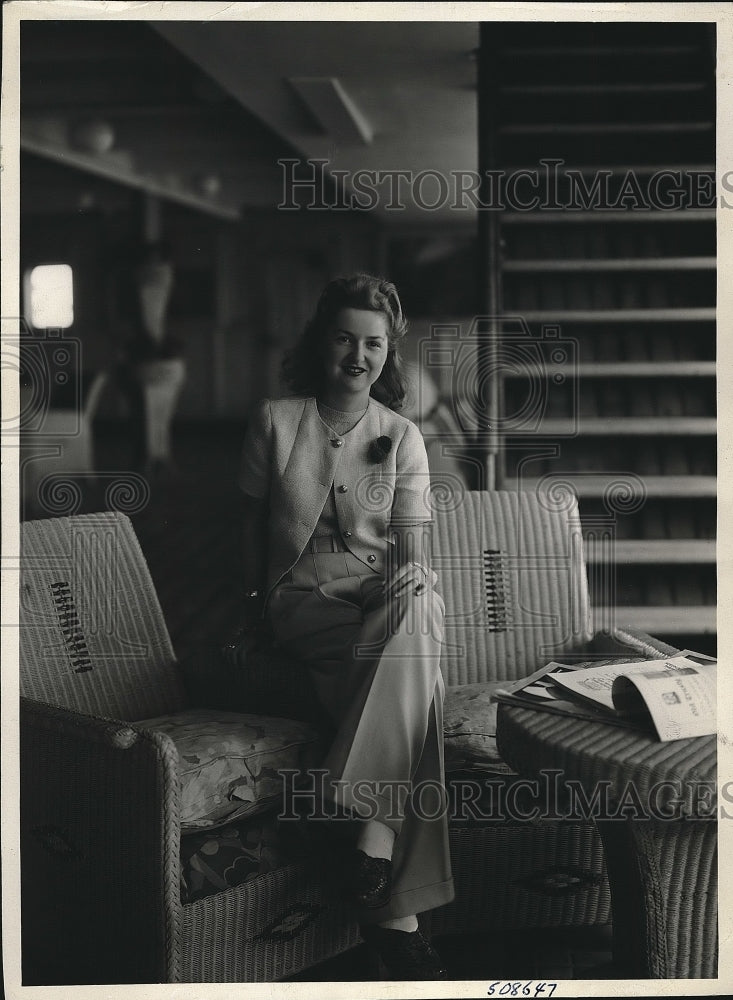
2,3,731,998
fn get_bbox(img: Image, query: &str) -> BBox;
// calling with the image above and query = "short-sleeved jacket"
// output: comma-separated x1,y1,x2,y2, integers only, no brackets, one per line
238,395,433,599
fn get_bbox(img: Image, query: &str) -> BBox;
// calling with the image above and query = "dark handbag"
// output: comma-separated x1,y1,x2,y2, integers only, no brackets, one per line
178,619,330,728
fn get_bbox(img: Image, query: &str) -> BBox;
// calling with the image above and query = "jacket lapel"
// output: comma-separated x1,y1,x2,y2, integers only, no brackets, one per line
281,397,343,529
268,397,396,595
278,397,386,553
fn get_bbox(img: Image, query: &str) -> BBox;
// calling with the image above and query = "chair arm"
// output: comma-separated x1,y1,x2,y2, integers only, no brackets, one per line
587,627,679,659
20,697,182,984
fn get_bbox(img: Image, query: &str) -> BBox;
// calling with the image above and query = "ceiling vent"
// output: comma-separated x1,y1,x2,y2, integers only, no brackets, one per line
287,77,373,145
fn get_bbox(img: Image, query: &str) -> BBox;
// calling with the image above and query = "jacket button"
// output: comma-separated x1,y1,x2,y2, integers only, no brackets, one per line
343,530,352,537
338,484,348,493
367,554,376,563
332,438,344,448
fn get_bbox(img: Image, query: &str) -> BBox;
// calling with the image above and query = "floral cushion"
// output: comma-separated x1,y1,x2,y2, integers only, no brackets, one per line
442,683,516,775
180,814,288,903
179,804,348,903
139,708,325,832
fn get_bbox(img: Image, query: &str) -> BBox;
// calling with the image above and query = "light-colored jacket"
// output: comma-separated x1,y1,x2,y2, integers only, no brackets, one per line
238,395,432,597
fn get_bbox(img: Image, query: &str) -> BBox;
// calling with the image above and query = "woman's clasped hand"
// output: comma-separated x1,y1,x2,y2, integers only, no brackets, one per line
381,560,436,600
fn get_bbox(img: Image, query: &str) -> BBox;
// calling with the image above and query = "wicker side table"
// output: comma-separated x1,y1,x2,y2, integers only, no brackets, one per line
496,705,717,979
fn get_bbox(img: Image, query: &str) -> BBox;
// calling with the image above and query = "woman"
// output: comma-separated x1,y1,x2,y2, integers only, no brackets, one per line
237,274,453,980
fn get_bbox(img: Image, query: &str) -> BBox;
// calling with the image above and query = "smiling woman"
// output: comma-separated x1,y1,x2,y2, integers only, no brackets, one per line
320,308,389,411
281,274,409,410
237,274,452,980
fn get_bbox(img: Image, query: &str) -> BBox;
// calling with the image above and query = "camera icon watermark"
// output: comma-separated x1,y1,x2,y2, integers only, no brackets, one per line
416,316,579,442
2,318,83,437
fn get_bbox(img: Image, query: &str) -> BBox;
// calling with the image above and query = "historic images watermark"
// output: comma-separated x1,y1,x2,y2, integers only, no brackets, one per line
278,158,722,212
278,768,722,824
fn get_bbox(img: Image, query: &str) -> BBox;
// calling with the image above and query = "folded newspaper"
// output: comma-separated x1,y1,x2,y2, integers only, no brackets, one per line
493,650,716,742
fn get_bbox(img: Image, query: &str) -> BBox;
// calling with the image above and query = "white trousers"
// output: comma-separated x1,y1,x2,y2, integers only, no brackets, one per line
267,546,455,921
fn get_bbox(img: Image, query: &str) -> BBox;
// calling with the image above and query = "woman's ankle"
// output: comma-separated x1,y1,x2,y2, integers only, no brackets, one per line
377,914,419,933
356,819,396,861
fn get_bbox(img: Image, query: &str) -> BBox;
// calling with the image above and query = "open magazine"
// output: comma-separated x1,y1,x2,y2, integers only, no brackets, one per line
493,650,717,742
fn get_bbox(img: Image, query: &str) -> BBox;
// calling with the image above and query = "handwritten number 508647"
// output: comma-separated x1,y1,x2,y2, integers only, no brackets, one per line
487,984,558,998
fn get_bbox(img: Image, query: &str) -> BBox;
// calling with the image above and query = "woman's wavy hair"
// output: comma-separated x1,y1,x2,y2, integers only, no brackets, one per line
281,273,409,410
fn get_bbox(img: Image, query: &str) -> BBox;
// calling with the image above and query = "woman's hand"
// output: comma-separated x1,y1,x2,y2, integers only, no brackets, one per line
385,522,437,602
382,561,437,602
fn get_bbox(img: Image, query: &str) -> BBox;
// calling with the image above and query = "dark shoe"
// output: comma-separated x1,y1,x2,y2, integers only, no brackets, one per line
359,924,449,981
348,850,392,909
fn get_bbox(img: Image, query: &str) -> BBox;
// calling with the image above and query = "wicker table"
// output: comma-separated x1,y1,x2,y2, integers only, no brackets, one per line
496,705,718,979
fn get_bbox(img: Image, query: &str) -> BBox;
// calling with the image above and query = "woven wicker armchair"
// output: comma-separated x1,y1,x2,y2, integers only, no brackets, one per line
19,492,675,983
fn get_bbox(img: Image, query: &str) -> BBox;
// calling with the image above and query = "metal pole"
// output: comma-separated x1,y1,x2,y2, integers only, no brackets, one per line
477,22,503,490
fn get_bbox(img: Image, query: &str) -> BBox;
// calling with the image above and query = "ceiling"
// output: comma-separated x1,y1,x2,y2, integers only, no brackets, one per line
20,18,479,226
155,20,478,223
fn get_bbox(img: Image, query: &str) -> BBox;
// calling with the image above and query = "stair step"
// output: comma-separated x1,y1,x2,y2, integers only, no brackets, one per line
503,257,716,273
501,82,707,96
520,361,717,379
518,308,716,323
585,539,715,564
594,606,716,634
501,137,714,166
522,418,715,436
514,475,716,497
503,209,715,225
505,362,716,377
504,163,714,176
501,122,713,136
505,45,701,57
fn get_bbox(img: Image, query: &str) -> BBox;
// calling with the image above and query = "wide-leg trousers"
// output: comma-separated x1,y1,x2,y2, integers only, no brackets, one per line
267,542,455,922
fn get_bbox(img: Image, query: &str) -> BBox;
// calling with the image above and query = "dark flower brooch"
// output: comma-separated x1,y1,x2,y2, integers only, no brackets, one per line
368,436,393,463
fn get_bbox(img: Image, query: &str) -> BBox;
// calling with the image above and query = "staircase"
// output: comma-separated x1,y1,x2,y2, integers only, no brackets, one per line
492,22,716,653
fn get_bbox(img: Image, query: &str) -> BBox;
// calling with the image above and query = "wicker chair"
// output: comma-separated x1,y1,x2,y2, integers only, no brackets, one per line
19,492,675,983
428,489,677,938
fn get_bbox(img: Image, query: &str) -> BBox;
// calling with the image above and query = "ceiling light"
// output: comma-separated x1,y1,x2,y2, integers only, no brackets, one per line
70,119,115,155
288,77,373,145
195,173,221,198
